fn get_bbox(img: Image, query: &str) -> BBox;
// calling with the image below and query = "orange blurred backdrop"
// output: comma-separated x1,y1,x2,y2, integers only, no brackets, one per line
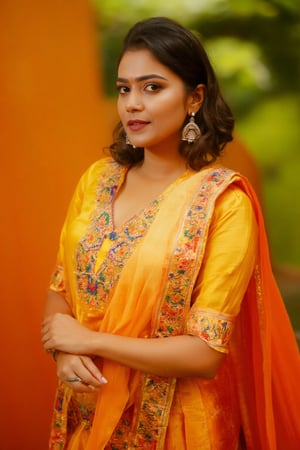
0,1,115,448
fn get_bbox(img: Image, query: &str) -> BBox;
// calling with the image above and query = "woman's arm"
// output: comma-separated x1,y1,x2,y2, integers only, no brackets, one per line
42,313,224,379
42,184,256,381
43,289,73,318
43,291,106,390
90,331,224,378
43,289,72,361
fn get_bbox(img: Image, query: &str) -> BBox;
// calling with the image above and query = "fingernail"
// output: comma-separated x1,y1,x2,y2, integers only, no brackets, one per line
100,376,108,384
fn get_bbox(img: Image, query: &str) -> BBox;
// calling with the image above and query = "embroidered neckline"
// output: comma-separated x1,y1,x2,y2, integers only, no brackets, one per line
110,165,195,234
74,161,195,313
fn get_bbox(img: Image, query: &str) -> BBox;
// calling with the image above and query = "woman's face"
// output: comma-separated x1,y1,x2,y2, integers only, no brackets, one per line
117,48,194,153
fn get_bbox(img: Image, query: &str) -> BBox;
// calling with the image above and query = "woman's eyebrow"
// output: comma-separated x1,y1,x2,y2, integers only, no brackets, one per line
117,74,168,83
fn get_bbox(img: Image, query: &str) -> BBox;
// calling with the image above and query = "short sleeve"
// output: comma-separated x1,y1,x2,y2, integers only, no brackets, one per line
49,178,85,296
49,159,107,296
186,184,258,353
49,263,66,294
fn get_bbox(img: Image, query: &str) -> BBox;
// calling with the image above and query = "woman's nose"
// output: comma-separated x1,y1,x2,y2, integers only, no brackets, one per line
126,92,143,112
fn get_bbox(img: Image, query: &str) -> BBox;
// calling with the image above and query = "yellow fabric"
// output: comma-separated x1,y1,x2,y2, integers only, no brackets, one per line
49,158,258,449
193,186,257,316
50,163,256,325
187,186,257,353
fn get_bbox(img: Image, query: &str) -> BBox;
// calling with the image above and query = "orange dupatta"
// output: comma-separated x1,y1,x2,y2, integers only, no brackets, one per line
230,177,300,449
54,162,300,449
86,167,238,449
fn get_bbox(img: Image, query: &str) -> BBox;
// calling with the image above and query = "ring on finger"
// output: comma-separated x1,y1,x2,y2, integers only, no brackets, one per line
66,376,82,383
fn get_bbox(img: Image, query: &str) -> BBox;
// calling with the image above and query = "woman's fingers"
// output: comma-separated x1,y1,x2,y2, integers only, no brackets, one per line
80,356,108,385
41,313,94,354
57,353,107,391
64,375,97,393
71,356,107,388
65,378,97,393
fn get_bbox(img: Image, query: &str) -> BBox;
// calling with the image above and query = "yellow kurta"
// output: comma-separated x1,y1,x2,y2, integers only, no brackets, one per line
49,158,257,449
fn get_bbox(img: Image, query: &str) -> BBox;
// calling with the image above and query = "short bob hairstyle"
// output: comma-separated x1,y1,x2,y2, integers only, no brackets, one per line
109,17,234,170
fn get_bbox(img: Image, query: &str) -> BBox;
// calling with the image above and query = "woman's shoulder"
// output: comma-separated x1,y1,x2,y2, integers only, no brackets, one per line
85,156,119,176
219,182,252,208
80,156,122,185
213,174,254,222
198,164,253,213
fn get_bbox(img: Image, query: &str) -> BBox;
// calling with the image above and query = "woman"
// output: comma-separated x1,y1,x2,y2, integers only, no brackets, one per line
42,17,300,449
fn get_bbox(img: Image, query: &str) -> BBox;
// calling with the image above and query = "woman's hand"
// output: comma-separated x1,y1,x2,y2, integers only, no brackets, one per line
42,313,224,379
42,313,96,355
56,353,107,393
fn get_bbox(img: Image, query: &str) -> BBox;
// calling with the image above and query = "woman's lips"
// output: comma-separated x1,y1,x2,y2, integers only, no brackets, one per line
127,120,149,131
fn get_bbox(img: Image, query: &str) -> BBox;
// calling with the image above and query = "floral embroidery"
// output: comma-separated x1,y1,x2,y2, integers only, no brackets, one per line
49,264,65,293
106,407,133,449
186,306,235,353
132,376,176,449
67,397,95,431
49,165,236,449
156,169,230,339
50,385,98,449
132,168,234,449
75,162,160,314
49,385,69,450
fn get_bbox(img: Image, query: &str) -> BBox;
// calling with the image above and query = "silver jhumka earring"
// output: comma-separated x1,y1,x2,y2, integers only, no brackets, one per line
181,112,201,144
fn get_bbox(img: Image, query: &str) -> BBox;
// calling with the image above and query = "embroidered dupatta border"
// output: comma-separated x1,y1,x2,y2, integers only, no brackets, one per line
131,168,236,449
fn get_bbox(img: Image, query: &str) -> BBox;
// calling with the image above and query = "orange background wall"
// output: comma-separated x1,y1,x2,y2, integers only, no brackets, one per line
0,1,115,448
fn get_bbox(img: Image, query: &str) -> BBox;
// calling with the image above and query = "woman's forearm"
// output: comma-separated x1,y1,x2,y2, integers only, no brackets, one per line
43,291,73,361
43,290,73,318
89,332,224,378
42,312,224,378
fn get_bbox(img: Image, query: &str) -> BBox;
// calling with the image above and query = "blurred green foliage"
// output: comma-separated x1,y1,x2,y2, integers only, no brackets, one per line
92,0,300,267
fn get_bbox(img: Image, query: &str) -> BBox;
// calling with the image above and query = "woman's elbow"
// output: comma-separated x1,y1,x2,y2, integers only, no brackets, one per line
201,362,222,379
192,338,226,379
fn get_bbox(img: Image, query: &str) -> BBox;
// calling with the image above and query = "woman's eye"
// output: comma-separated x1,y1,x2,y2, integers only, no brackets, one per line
145,83,161,92
117,85,129,94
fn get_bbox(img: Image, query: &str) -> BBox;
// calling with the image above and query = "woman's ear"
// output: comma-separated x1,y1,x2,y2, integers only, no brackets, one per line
188,84,205,113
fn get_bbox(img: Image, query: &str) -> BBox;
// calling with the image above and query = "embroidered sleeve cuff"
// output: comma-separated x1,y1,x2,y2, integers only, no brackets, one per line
49,264,66,294
186,306,235,353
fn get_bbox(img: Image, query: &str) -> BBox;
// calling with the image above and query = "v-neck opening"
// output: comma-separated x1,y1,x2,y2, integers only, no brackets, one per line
110,166,194,233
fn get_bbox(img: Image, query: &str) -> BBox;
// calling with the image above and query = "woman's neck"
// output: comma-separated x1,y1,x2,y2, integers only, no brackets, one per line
136,150,188,180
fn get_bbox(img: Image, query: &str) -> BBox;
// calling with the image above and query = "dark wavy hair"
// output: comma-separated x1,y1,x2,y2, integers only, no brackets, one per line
109,17,234,170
